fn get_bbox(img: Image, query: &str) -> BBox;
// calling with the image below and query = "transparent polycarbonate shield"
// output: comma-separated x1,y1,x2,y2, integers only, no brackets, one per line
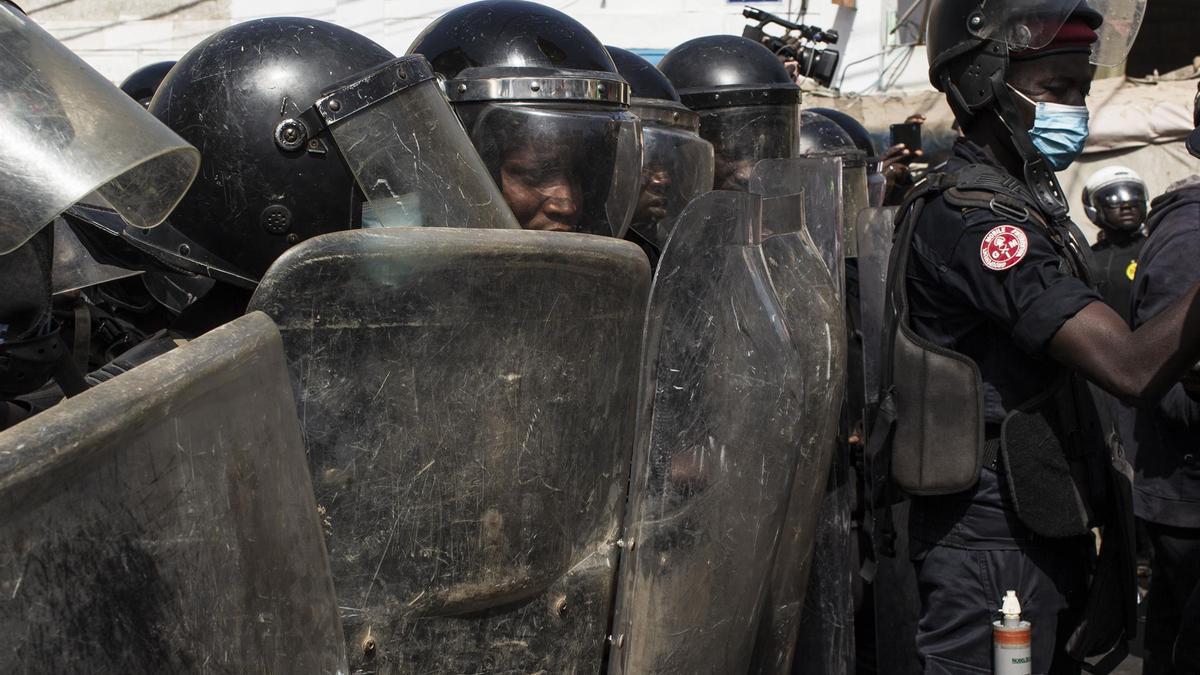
843,163,870,259
700,104,801,192
976,0,1145,66
248,228,649,673
608,191,808,674
0,312,346,673
0,3,199,254
749,193,847,673
316,56,519,230
750,157,846,295
630,122,714,249
856,207,898,411
460,103,642,236
853,208,920,674
50,218,140,295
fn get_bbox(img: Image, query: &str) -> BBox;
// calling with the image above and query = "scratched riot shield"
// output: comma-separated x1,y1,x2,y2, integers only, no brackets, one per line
750,156,845,293
748,192,848,673
0,312,346,673
608,191,808,673
750,157,855,674
855,206,921,675
248,228,648,673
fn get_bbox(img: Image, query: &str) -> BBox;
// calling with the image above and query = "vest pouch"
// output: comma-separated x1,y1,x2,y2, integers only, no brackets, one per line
999,401,1092,538
889,319,985,495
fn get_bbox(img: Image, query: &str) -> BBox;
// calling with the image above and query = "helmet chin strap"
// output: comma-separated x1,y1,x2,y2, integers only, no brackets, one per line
986,71,1072,221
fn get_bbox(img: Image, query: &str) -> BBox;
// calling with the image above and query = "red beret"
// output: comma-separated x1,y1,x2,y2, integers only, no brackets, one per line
1010,18,1098,59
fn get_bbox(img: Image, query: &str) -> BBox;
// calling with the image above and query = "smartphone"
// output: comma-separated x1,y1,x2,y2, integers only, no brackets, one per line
890,122,922,152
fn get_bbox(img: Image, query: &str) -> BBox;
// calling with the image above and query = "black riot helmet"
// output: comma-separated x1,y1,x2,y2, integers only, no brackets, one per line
132,19,394,287
924,0,1144,215
127,18,516,288
119,61,175,107
659,35,801,191
806,107,877,167
607,46,713,252
409,0,642,237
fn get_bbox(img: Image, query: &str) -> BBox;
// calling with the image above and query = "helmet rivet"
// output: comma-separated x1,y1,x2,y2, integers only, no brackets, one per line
274,118,308,151
261,204,292,235
286,233,299,245
178,244,190,257
457,83,468,93
327,99,341,112
968,13,983,29
529,81,541,92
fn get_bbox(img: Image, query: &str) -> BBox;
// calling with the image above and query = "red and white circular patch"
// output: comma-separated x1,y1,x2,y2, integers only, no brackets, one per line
979,225,1028,271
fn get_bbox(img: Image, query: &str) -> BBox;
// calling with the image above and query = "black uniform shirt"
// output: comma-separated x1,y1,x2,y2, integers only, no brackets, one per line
1126,183,1200,527
906,140,1102,425
906,139,1102,548
1090,231,1145,325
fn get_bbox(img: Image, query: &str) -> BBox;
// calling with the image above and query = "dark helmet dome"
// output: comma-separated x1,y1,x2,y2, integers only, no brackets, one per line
606,46,679,102
926,0,1105,91
799,110,864,166
408,0,618,80
119,61,176,104
806,107,876,158
143,17,395,283
659,35,799,110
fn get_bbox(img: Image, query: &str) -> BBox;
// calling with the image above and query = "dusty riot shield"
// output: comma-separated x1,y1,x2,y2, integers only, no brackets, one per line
0,312,346,673
0,3,198,253
855,206,921,675
749,157,845,294
750,157,855,674
247,228,649,673
50,217,140,294
748,192,848,673
608,191,809,674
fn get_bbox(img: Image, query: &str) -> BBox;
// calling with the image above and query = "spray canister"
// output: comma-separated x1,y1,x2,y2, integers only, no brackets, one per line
993,590,1032,675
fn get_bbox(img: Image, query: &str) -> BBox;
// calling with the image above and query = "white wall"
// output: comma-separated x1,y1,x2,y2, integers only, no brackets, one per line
25,0,933,94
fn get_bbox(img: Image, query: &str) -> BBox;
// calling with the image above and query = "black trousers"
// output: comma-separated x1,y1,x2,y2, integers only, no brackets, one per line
1143,521,1200,674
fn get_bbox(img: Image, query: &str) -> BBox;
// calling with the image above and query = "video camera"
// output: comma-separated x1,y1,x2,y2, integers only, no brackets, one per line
742,6,840,88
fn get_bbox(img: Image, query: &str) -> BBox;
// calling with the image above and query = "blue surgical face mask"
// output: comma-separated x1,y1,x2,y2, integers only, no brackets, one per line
1008,85,1090,171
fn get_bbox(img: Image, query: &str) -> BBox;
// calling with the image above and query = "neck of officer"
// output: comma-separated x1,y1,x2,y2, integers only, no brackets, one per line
963,115,1027,180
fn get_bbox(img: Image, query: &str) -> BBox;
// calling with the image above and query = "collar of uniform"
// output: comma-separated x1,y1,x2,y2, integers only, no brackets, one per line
951,138,1010,174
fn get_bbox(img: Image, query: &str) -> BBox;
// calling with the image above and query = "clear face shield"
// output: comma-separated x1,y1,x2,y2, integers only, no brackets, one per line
459,103,643,237
976,0,1147,66
630,107,715,250
312,56,519,230
698,104,801,192
0,3,199,254
1090,182,1147,231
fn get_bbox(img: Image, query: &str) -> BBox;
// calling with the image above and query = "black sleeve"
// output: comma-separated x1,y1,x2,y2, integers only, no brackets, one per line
913,207,1100,355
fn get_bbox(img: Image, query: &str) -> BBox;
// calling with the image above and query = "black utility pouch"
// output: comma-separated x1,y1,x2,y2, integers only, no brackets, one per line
882,191,985,496
999,398,1092,538
889,321,985,494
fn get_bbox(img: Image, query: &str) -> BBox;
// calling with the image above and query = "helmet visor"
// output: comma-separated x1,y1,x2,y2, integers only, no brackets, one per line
976,0,1146,67
463,104,642,237
0,4,199,254
698,105,800,192
1092,182,1146,207
632,123,714,250
319,58,519,230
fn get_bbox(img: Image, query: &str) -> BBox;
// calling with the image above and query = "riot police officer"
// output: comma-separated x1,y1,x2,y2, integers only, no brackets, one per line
606,46,714,263
1083,165,1149,323
658,35,801,192
873,0,1200,671
1125,87,1200,674
409,0,642,237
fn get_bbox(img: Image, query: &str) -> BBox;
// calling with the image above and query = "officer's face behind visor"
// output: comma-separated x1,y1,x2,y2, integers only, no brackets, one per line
459,104,641,237
699,104,799,192
1094,183,1147,230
